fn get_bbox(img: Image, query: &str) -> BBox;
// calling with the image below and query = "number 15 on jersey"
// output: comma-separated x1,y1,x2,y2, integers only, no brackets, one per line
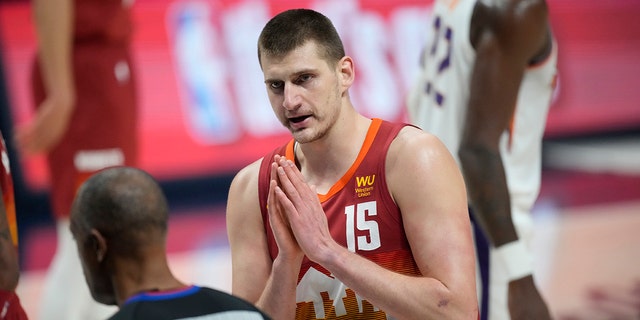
345,201,381,252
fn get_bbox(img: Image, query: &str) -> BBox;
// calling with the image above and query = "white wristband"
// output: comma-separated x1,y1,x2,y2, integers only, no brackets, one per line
494,240,533,282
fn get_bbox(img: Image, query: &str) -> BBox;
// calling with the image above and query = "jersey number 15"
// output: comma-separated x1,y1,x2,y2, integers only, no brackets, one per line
345,201,381,252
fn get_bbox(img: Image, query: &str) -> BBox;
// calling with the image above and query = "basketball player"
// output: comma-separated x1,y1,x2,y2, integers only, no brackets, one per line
407,0,557,319
0,132,28,319
226,9,478,320
17,0,138,318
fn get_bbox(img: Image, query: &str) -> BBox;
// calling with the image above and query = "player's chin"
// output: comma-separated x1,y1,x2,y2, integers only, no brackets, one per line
291,129,318,144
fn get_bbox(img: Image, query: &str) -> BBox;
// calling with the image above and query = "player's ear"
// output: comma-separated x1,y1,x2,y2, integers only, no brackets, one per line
90,229,108,263
338,56,354,91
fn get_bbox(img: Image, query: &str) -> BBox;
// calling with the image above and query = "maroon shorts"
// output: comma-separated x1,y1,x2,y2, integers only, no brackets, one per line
0,290,28,319
32,44,138,219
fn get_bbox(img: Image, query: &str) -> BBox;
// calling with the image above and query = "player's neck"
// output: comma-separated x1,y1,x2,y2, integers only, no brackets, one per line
296,114,371,193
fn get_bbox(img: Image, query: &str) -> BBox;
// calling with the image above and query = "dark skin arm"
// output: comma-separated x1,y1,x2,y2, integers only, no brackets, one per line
459,0,552,319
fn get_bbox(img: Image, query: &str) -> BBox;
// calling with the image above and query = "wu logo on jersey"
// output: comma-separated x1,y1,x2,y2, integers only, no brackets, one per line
356,175,375,187
355,175,375,198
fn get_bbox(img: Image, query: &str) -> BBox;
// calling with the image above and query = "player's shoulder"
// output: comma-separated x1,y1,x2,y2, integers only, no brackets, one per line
385,125,461,200
232,140,289,187
233,158,262,180
473,0,547,33
472,0,550,57
394,125,445,149
229,158,262,196
476,0,547,19
389,125,452,167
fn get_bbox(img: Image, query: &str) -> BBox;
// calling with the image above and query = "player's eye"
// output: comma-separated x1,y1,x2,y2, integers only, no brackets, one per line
270,81,283,89
295,74,312,84
268,81,284,93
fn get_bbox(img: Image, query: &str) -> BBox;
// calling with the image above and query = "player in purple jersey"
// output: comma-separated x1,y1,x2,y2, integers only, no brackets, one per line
408,0,557,319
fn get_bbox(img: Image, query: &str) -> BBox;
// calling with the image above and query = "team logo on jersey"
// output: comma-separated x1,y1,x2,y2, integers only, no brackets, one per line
355,174,375,198
296,267,387,319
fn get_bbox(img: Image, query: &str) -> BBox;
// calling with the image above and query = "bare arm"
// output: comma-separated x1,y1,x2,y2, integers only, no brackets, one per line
226,159,301,319
33,0,75,106
17,0,75,154
460,1,552,319
226,160,271,303
461,0,551,248
273,127,478,319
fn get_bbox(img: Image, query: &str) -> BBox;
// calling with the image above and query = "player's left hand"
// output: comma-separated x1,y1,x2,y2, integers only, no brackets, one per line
272,157,336,263
268,155,304,264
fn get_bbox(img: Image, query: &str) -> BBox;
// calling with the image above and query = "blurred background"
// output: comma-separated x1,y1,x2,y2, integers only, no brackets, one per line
0,0,639,319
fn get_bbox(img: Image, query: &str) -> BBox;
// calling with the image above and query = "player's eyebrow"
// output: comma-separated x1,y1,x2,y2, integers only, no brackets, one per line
264,68,317,84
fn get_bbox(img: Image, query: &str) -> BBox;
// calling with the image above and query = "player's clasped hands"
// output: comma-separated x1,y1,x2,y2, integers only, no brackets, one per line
268,155,336,264
267,155,303,264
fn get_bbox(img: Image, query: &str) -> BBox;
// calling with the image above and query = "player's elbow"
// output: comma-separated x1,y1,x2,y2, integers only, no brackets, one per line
458,142,500,172
425,291,479,320
406,281,478,320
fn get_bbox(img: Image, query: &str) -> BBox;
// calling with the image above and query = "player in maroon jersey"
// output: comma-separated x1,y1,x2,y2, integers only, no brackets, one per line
227,8,478,320
16,0,138,318
0,132,28,320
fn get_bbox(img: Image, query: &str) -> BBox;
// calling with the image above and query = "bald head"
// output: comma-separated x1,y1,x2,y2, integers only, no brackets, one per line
70,166,169,258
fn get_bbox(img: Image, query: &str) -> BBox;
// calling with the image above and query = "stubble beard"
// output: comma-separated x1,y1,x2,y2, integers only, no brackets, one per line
290,117,327,144
289,82,342,145
293,103,341,145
